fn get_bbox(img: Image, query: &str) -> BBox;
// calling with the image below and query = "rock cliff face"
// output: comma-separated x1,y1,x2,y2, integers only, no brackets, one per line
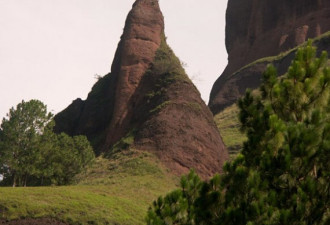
104,0,164,149
55,0,228,178
209,0,330,114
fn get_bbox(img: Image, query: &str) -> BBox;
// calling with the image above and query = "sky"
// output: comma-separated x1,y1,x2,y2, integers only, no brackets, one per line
0,0,228,119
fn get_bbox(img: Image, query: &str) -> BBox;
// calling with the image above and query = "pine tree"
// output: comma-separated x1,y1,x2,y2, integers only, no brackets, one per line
147,41,330,225
0,100,95,186
146,170,201,225
196,40,330,225
0,100,52,186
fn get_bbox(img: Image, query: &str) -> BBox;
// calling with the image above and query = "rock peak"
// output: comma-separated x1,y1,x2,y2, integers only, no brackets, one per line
55,0,228,178
106,0,164,149
133,0,159,7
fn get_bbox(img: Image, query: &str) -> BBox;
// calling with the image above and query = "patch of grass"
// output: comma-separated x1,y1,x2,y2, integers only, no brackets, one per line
145,34,191,116
311,30,330,43
149,101,172,114
109,129,136,155
152,34,188,83
184,102,202,114
233,49,296,77
0,186,144,225
0,149,179,225
214,104,247,158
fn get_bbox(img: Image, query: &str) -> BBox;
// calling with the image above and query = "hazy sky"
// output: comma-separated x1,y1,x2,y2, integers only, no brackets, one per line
0,0,228,119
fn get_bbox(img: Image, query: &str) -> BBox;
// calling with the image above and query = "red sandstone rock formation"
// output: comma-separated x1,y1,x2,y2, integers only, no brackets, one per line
55,0,228,178
209,0,330,114
104,0,164,149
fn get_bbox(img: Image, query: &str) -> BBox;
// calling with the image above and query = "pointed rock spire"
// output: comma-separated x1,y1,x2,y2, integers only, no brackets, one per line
55,0,228,178
104,0,164,149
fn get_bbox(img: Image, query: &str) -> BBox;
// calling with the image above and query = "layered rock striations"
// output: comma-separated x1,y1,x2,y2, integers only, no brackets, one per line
55,0,228,178
210,0,330,114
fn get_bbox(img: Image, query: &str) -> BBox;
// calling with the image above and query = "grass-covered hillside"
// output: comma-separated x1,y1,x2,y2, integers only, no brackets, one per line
0,149,179,225
214,104,246,157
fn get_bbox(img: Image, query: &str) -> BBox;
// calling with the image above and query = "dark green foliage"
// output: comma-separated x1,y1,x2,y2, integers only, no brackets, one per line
0,100,52,186
0,100,95,186
205,40,329,225
146,170,201,225
151,35,186,81
37,128,95,185
147,41,330,225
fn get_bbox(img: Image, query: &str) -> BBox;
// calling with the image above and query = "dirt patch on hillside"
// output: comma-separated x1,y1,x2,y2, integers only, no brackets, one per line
0,218,69,225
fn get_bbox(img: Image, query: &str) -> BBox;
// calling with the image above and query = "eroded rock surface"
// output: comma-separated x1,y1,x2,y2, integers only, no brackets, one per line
104,0,164,149
55,0,228,178
55,0,163,154
214,34,330,111
210,0,330,113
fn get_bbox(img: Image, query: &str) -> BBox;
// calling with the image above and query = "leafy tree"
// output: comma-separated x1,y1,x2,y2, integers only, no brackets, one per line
35,122,94,185
147,41,330,225
0,100,52,186
0,100,95,186
48,133,94,185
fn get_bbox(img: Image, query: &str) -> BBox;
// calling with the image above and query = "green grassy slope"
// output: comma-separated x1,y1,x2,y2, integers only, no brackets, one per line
0,149,179,225
214,104,246,157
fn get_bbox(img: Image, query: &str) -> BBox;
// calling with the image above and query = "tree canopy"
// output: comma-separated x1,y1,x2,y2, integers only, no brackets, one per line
0,100,95,186
147,41,330,225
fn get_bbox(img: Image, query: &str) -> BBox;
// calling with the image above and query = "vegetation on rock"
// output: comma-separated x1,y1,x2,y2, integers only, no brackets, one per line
147,41,330,225
132,33,228,178
145,34,190,115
